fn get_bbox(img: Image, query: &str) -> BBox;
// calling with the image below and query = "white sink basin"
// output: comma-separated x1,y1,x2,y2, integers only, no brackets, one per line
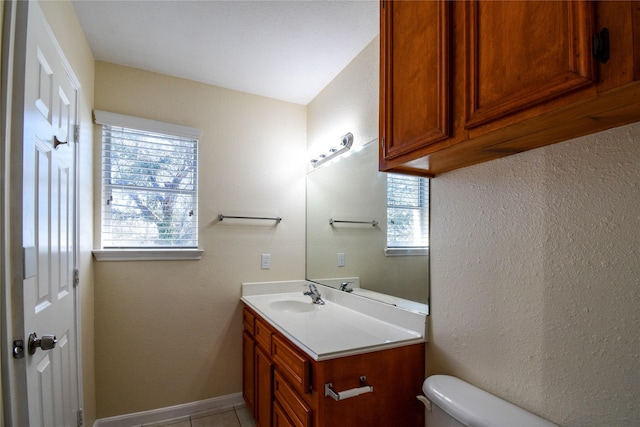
241,284,426,361
269,299,316,313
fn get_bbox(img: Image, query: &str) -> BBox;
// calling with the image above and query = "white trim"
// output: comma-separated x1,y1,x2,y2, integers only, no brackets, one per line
93,393,245,427
385,247,429,257
92,249,204,261
94,110,201,140
0,1,18,424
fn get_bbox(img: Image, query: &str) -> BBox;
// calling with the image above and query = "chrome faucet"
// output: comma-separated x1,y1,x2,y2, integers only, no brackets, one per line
304,283,325,305
339,282,354,293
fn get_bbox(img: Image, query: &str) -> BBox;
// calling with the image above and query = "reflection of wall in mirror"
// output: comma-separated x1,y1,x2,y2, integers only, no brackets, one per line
306,140,429,304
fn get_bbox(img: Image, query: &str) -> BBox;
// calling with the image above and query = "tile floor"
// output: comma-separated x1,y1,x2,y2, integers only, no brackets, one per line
141,405,256,427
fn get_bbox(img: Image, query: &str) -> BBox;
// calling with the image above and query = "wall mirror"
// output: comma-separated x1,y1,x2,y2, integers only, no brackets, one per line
306,139,429,314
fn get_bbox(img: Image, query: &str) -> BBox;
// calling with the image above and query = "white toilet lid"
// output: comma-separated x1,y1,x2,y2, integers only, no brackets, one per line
423,375,558,427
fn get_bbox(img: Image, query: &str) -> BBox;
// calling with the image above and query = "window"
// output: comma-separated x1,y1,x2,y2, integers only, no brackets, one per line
386,173,429,255
94,111,202,260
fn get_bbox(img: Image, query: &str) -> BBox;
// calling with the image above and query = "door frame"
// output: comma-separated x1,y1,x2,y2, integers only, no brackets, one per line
1,1,84,425
1,1,30,425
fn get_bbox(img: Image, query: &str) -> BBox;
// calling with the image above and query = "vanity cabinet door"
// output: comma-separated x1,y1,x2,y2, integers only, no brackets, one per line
242,331,256,418
255,346,274,427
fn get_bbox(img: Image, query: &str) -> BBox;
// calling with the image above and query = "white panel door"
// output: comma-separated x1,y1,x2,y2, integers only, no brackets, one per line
20,2,80,426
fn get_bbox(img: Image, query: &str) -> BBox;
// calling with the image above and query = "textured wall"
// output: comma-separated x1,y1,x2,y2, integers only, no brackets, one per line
428,122,640,426
93,62,306,418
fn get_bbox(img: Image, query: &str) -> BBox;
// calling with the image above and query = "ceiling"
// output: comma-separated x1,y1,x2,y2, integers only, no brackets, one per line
72,0,380,105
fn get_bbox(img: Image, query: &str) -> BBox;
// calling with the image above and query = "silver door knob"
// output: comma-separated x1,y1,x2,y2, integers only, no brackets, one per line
28,333,57,355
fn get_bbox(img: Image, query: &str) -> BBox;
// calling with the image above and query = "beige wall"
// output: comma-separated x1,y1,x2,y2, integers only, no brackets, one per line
37,1,97,425
307,35,379,154
428,122,640,426
93,62,306,418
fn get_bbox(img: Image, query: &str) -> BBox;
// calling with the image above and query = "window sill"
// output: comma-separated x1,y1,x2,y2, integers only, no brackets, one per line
384,247,429,257
92,249,204,262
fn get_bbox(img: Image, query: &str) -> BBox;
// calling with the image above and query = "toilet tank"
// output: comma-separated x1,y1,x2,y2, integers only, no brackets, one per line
422,375,558,427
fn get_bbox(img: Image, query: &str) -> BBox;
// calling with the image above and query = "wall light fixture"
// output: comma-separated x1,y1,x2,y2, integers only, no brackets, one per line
310,132,354,168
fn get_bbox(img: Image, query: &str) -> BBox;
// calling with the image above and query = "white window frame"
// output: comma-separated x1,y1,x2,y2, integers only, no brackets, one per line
92,110,203,261
385,173,429,257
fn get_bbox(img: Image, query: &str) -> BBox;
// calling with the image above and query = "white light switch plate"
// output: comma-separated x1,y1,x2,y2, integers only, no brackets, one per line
261,254,271,269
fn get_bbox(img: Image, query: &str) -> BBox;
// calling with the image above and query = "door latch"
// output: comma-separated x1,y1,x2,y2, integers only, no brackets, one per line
13,340,25,359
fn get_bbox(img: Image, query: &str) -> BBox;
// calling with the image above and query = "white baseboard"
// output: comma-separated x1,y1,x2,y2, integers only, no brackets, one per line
93,393,245,427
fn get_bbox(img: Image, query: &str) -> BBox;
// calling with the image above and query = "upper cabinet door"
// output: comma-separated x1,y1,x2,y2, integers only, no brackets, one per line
380,0,452,161
464,1,597,129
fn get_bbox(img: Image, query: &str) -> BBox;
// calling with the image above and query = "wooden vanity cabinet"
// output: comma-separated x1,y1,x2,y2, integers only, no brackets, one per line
380,0,640,176
242,306,426,427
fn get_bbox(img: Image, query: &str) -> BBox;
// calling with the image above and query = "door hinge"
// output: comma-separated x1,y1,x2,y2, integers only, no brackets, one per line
74,124,80,143
73,268,80,288
77,408,84,427
592,28,610,64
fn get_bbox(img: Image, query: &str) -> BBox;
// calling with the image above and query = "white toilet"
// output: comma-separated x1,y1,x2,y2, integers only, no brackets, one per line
419,375,558,427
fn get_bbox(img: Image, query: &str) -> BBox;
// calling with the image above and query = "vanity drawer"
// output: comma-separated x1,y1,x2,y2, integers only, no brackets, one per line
272,334,311,395
254,316,273,351
243,308,255,334
273,401,297,427
273,371,312,427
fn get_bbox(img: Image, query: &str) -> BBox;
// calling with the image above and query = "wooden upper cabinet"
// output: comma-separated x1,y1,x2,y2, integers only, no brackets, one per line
379,0,640,177
380,0,451,161
464,1,596,129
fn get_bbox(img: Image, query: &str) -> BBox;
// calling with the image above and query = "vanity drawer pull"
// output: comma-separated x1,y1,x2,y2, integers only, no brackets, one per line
274,371,312,427
272,334,311,395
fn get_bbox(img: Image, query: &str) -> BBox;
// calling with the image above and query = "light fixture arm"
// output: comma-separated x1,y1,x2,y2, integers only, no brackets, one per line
310,132,354,168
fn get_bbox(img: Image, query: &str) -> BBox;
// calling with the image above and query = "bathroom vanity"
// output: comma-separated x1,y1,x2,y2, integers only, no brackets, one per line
241,281,427,427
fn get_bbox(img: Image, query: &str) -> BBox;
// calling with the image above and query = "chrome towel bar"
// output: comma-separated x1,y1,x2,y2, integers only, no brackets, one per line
218,214,282,223
329,219,378,226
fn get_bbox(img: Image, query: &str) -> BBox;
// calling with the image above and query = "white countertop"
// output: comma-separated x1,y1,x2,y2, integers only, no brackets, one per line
241,280,427,361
